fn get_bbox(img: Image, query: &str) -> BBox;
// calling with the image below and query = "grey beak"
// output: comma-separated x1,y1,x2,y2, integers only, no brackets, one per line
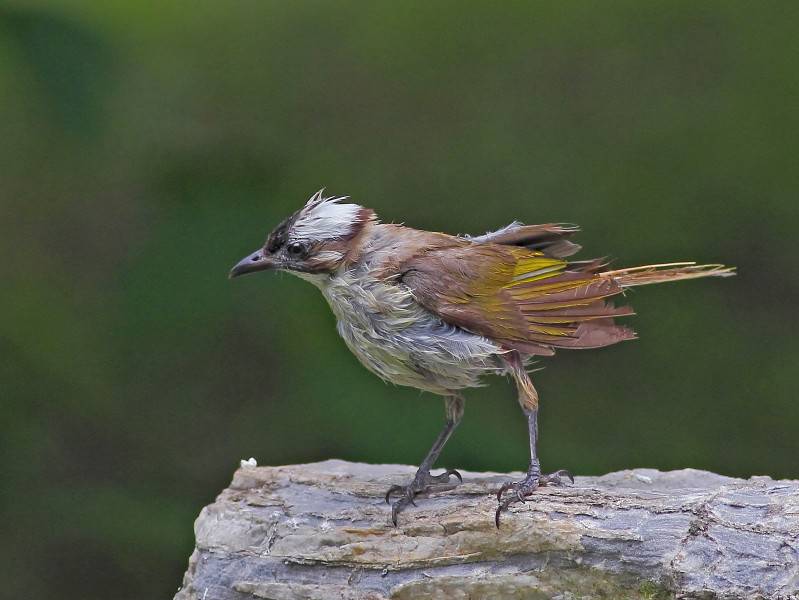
229,249,274,279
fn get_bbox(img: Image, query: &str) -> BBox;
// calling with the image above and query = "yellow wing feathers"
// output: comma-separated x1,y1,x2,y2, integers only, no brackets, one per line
507,254,568,286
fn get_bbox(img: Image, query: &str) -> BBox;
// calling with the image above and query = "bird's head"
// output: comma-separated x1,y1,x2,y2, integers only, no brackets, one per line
229,190,375,280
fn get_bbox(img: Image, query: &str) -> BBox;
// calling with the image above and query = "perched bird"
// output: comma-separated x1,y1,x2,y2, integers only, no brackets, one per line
230,190,734,526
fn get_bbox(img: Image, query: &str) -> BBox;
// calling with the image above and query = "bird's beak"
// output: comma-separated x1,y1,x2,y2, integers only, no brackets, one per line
229,249,274,279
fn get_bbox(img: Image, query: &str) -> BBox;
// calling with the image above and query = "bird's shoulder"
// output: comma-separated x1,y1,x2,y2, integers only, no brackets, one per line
361,223,467,279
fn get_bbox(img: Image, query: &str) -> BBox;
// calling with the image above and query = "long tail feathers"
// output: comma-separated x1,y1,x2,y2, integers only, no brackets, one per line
601,262,736,288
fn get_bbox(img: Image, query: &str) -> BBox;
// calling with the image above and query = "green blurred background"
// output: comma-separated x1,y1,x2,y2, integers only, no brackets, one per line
1,1,796,597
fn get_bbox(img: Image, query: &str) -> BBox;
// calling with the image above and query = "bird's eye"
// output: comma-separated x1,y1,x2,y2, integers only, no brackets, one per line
286,242,307,258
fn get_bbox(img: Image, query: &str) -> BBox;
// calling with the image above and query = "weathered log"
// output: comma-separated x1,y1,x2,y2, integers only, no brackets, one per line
175,459,799,600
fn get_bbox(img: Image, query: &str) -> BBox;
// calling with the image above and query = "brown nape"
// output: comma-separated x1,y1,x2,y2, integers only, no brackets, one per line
340,208,377,266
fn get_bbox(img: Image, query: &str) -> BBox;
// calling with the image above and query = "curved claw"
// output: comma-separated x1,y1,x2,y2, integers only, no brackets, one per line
495,484,534,528
540,469,575,487
559,469,575,484
390,493,417,526
386,468,464,526
496,482,514,502
385,484,404,504
444,468,463,483
427,468,463,485
495,468,574,528
495,498,513,528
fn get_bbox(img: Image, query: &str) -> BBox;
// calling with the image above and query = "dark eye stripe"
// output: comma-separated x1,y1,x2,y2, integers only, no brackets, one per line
265,215,296,253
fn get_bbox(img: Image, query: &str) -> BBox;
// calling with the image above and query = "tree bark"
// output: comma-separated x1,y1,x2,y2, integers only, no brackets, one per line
175,460,799,600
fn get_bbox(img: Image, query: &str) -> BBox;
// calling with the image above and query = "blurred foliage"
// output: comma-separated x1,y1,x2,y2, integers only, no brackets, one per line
1,1,797,598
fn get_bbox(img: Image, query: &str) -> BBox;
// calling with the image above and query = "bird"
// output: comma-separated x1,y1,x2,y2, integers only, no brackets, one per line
229,190,734,526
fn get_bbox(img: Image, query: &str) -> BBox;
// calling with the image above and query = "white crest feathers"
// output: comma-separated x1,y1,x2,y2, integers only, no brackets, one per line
291,189,365,241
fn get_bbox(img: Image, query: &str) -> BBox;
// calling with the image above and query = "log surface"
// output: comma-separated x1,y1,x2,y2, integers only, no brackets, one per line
175,460,799,600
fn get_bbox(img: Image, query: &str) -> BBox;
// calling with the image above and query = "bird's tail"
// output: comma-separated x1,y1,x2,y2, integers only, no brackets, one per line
601,262,735,288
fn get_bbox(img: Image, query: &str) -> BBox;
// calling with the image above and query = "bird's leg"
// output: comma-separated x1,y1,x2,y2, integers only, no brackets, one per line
495,352,573,527
385,394,464,526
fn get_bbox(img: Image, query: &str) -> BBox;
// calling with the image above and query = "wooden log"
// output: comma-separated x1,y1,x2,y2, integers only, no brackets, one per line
174,459,799,599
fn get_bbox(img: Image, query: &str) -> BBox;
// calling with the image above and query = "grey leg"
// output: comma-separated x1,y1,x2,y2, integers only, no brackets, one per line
385,394,464,526
495,354,573,527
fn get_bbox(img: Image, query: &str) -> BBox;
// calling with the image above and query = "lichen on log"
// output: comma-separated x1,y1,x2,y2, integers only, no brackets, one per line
175,460,799,599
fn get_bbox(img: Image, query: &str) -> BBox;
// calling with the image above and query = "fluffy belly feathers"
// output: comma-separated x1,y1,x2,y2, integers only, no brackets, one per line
318,272,504,395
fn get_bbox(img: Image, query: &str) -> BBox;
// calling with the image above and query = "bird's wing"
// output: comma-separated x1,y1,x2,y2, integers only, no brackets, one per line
468,222,582,258
399,242,635,356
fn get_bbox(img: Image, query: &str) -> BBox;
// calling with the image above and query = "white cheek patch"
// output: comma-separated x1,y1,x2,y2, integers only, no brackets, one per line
292,199,362,241
313,250,345,263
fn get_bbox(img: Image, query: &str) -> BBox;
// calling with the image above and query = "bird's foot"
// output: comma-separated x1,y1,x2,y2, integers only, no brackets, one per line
385,468,462,526
494,469,573,527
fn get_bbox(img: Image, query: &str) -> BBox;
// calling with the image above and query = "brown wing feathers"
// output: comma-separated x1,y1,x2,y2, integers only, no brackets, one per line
400,244,533,345
401,242,635,356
